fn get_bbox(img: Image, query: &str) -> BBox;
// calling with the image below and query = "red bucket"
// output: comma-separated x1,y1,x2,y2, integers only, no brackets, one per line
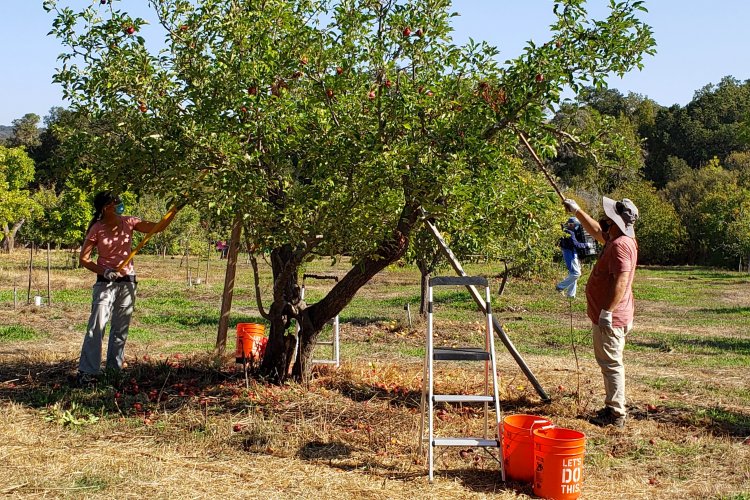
533,427,586,499
235,323,267,363
501,414,553,482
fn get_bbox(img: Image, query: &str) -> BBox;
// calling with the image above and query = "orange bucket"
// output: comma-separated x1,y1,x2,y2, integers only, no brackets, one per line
235,323,267,363
501,414,553,482
533,427,586,500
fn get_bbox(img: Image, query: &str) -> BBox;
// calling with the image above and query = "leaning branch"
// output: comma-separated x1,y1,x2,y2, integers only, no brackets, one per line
246,239,270,320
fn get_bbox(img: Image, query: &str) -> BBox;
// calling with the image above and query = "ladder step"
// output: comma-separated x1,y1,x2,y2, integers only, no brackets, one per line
432,438,499,447
430,276,489,287
312,360,338,364
433,395,495,403
433,347,490,361
315,341,334,345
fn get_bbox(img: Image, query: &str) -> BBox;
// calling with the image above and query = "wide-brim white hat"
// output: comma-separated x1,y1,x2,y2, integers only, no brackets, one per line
603,196,639,238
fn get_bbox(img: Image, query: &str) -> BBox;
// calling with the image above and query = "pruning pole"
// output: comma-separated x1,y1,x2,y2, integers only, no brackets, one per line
515,129,565,202
116,170,211,274
116,204,181,274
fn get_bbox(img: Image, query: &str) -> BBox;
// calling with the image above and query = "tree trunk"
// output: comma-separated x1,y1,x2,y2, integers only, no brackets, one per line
417,260,430,316
215,213,243,354
2,219,25,253
258,244,302,382
417,249,442,316
260,206,418,383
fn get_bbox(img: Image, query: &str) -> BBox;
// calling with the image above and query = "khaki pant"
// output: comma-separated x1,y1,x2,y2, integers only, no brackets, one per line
78,281,137,375
592,322,632,417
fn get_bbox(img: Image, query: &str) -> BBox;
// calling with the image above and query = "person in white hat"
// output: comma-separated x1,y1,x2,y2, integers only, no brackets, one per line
563,196,639,428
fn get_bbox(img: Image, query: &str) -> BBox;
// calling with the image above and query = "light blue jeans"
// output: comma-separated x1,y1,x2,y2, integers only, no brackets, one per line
78,281,137,375
556,248,581,298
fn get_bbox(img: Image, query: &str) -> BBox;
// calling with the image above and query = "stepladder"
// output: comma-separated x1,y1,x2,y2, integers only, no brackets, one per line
419,275,505,482
297,273,341,367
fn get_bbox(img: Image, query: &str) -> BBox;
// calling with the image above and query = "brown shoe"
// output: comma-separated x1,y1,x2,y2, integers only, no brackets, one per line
590,407,625,428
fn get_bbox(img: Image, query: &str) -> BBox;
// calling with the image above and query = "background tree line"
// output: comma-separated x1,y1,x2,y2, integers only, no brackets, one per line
4,76,750,268
0,108,221,258
551,75,750,268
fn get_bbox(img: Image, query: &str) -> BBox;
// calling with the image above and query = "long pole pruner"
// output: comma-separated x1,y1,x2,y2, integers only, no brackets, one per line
514,127,565,202
116,204,183,273
116,171,209,273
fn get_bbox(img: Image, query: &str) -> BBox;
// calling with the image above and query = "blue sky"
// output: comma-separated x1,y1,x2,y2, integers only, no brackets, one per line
1,0,749,125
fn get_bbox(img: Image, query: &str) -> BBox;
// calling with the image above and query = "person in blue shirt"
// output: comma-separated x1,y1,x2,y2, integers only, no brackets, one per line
556,217,588,298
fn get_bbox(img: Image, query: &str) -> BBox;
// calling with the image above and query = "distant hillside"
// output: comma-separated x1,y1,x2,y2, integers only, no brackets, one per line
0,125,12,142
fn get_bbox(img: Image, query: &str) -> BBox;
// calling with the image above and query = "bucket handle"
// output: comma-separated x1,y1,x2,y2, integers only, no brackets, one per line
529,420,554,436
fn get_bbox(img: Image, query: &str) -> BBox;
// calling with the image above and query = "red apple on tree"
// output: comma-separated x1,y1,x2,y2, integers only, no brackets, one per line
416,28,424,37
125,26,135,35
336,66,343,75
402,27,411,37
326,88,334,98
368,90,376,100
247,86,257,96
535,73,544,82
384,79,392,88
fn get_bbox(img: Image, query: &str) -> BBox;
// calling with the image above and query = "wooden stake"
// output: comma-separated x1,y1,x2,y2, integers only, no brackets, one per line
186,239,191,286
27,245,33,305
215,213,243,354
205,238,211,285
47,242,52,307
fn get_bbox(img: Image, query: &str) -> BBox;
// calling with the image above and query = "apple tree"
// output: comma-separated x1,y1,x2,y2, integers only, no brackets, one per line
49,0,655,382
0,145,40,252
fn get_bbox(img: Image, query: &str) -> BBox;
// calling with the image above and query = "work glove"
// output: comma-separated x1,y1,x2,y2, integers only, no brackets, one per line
563,198,580,214
103,268,120,282
598,309,613,329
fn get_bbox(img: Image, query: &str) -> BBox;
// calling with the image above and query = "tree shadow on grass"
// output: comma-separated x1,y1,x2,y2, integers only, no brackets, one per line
697,306,750,315
339,316,391,326
313,456,528,497
628,404,750,438
323,377,549,416
0,356,251,417
299,440,353,460
629,335,750,355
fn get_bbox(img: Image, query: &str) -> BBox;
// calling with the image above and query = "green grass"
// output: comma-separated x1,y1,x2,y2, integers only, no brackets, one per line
0,325,40,341
164,342,215,353
127,326,161,342
50,289,91,304
640,376,692,393
72,474,108,492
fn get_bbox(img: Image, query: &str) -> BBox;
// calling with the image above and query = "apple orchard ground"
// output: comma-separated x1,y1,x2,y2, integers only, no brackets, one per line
0,253,748,498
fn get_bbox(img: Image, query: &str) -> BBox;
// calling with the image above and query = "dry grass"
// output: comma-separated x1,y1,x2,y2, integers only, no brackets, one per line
0,252,749,499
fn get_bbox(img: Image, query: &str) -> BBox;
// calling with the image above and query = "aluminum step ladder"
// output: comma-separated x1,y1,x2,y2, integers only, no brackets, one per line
299,273,340,367
419,275,505,482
